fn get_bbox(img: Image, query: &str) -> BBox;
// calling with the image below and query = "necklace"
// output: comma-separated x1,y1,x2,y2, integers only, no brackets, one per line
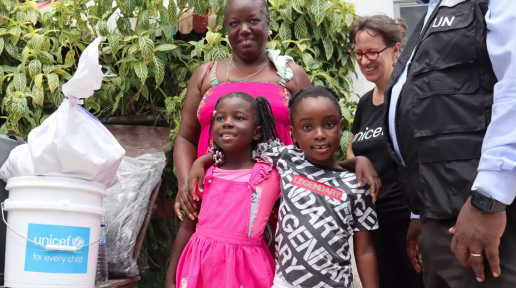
226,56,270,82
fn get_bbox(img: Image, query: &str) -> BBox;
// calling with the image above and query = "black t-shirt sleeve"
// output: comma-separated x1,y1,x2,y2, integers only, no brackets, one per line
351,90,373,135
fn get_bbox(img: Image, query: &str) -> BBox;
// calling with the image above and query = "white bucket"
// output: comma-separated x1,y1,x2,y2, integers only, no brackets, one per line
2,176,107,288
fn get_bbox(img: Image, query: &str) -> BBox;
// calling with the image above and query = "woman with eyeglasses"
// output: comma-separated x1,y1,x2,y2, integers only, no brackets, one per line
348,15,425,288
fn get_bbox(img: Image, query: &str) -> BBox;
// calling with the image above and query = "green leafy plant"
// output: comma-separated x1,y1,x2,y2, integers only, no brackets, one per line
0,0,85,137
266,0,358,159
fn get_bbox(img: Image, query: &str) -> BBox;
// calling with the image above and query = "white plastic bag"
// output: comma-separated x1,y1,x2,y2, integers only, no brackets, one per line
0,144,33,182
27,38,125,187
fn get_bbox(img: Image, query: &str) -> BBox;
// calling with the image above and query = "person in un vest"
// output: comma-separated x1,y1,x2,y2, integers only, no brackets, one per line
384,0,516,287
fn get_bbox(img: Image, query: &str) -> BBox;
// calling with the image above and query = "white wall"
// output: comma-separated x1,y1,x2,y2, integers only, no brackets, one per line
346,0,394,98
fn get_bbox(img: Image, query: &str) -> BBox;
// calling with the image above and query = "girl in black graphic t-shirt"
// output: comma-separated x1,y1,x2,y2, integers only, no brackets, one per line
348,15,424,288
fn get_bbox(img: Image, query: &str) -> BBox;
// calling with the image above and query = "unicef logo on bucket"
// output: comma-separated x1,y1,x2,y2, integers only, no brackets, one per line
25,223,90,274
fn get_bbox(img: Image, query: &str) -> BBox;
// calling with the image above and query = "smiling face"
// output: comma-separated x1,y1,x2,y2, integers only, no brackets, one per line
212,97,262,153
225,0,270,60
290,97,343,167
354,29,399,85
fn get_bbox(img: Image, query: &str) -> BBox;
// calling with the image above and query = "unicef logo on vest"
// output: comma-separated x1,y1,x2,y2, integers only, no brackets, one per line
25,223,91,274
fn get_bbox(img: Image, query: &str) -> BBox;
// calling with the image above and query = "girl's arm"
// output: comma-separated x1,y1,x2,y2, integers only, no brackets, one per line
354,231,379,288
165,216,198,288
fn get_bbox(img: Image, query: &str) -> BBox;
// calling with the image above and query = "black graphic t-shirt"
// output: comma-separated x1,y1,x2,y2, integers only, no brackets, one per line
351,90,410,223
262,145,378,288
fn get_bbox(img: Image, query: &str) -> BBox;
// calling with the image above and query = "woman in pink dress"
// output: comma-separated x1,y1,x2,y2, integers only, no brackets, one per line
172,0,310,254
167,93,283,288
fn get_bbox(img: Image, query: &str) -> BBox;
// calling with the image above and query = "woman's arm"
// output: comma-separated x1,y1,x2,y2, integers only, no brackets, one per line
187,154,215,199
173,62,213,221
354,231,379,288
337,156,380,201
346,134,355,159
286,62,312,93
165,216,198,288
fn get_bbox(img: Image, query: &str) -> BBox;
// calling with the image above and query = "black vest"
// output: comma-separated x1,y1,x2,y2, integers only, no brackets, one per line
383,0,497,220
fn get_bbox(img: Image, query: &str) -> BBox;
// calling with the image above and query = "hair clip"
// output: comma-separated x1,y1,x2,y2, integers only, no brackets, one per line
213,110,216,116
394,18,398,23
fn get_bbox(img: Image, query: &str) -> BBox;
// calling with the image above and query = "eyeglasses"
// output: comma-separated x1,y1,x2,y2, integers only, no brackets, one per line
349,43,395,61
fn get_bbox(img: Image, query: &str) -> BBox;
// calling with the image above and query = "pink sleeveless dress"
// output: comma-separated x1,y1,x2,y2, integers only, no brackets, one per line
196,61,294,157
176,162,280,288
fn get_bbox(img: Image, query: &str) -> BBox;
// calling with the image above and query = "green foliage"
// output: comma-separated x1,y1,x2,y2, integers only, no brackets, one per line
0,0,78,136
267,0,358,158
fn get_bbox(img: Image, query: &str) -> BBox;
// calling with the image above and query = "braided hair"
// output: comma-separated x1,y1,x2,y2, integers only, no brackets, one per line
288,86,342,124
207,92,280,159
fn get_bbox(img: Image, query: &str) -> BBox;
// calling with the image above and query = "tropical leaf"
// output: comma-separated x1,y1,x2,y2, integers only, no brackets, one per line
28,9,39,25
134,61,148,79
47,73,59,92
280,3,292,22
10,27,21,46
0,3,8,17
13,73,26,92
139,36,154,64
313,24,322,41
1,0,15,11
31,85,44,106
211,46,227,62
28,59,42,78
138,9,150,30
98,21,109,36
313,79,324,86
40,51,55,63
302,52,313,69
16,11,25,23
112,91,124,113
124,0,136,15
42,38,51,52
21,46,30,60
35,74,44,89
153,56,165,86
206,31,220,45
168,0,177,25
340,130,352,155
43,64,55,74
11,97,28,117
279,22,291,44
331,12,343,32
323,38,333,61
108,34,120,54
341,105,351,121
141,85,149,100
155,44,177,52
294,17,308,39
192,0,207,17
270,22,279,32
64,50,75,68
116,56,138,65
310,0,325,25
345,13,354,27
292,0,304,13
5,42,18,57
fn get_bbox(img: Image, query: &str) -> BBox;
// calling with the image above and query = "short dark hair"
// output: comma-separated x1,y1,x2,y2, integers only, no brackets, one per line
288,86,342,124
349,14,407,49
208,92,279,150
224,0,270,22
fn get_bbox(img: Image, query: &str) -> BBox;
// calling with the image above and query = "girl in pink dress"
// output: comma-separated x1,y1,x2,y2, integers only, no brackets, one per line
168,92,283,288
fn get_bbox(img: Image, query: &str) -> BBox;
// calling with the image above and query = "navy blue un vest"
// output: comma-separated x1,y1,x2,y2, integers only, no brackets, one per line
383,0,498,220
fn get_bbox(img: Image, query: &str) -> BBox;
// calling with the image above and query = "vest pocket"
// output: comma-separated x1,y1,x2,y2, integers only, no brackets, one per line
417,135,482,218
